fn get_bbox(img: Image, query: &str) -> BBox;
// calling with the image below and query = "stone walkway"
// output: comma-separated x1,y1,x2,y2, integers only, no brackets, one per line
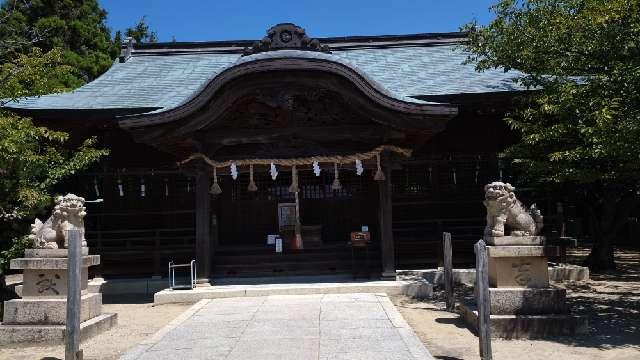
121,293,434,360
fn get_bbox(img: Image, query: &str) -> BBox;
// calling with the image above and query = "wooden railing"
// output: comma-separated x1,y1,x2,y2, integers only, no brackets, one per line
393,217,485,268
86,227,195,277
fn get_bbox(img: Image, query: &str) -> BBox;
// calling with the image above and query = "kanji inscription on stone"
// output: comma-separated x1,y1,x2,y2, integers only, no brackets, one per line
36,273,61,295
511,259,532,286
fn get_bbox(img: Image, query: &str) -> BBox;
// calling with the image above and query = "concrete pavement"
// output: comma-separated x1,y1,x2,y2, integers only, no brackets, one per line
121,293,434,360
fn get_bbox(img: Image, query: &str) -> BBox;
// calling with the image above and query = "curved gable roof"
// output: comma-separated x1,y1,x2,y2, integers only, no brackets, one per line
3,31,523,116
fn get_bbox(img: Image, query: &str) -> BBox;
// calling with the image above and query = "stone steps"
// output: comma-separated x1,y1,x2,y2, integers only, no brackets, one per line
153,280,430,305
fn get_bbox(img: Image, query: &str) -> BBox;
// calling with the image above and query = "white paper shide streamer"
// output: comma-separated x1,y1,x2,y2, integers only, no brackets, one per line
270,162,278,180
230,162,238,180
140,178,146,197
117,178,124,197
93,177,100,197
355,159,363,176
312,161,321,176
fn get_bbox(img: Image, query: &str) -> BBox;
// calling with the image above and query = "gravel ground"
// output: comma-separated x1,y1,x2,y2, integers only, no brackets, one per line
0,295,190,360
393,248,640,360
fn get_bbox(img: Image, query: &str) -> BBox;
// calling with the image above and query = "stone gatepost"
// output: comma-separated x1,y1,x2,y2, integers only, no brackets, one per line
0,194,117,345
460,182,587,338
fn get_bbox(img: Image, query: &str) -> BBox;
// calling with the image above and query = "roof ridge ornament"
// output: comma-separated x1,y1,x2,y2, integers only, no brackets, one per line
119,37,136,63
243,23,331,56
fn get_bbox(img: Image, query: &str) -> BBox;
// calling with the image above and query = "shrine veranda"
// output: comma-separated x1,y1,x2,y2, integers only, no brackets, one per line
3,24,549,280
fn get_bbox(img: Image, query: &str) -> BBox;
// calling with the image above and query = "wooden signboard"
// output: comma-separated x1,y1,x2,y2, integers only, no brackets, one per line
278,202,296,231
350,232,371,247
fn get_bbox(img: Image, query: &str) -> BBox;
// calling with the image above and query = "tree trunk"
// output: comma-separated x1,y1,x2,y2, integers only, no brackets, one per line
582,187,636,272
583,233,616,272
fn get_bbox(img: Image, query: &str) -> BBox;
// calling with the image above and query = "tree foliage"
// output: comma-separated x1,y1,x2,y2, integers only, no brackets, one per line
0,0,119,85
0,48,108,270
125,16,158,43
463,0,640,270
0,3,158,276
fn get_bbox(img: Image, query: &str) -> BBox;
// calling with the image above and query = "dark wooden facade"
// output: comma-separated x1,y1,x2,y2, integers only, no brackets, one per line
13,25,565,280
54,91,536,279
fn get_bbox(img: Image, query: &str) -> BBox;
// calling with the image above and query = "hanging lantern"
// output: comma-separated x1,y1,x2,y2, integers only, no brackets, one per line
93,177,100,197
452,167,457,185
117,177,124,197
164,178,169,197
374,153,385,181
270,162,278,180
187,179,191,192
331,163,342,190
140,177,146,197
210,167,222,195
312,161,321,176
230,162,238,180
289,165,300,193
248,164,258,192
355,159,364,176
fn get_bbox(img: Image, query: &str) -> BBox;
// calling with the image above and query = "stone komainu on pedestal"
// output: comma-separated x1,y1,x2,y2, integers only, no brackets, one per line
460,182,587,339
483,182,543,238
0,194,116,345
29,193,88,249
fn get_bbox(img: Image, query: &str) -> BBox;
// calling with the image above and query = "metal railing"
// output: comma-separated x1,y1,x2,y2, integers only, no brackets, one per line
168,260,196,290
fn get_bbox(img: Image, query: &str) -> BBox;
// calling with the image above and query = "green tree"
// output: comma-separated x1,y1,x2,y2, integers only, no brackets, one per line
462,0,640,271
0,0,119,85
124,16,158,43
0,47,108,270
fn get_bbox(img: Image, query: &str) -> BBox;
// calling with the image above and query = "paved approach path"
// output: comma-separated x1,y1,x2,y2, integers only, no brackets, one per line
121,293,434,360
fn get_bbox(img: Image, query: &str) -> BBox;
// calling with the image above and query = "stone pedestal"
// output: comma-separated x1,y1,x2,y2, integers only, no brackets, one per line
0,248,117,345
461,236,587,338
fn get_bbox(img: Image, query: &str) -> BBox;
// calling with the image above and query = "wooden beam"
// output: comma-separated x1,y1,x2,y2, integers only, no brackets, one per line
379,151,396,280
194,166,211,281
475,240,493,360
202,125,403,146
65,229,82,360
443,232,455,311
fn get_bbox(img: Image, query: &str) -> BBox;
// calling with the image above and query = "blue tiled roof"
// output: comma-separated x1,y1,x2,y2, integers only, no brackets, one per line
4,44,523,114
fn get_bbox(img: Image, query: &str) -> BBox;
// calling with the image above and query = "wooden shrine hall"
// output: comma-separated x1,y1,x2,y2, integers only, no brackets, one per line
4,23,532,281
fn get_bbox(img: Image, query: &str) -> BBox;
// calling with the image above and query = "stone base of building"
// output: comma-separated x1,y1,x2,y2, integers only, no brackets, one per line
0,312,117,346
459,301,587,339
380,271,398,281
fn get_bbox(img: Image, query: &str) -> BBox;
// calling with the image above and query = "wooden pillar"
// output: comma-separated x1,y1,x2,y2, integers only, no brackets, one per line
66,229,82,360
195,167,211,282
379,152,396,280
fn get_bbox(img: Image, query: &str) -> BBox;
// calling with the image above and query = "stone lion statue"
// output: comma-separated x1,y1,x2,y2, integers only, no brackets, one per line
483,182,543,237
29,194,87,249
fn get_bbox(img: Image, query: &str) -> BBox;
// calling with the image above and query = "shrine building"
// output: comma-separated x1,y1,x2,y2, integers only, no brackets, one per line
4,23,532,281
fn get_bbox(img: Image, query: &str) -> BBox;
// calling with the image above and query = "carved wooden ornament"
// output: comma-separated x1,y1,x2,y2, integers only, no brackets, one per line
243,23,331,56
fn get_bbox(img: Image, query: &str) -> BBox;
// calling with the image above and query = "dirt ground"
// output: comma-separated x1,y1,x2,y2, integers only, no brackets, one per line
393,248,640,360
0,295,190,360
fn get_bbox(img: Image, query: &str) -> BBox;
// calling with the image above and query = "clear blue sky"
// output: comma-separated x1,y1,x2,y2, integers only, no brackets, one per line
101,0,496,42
